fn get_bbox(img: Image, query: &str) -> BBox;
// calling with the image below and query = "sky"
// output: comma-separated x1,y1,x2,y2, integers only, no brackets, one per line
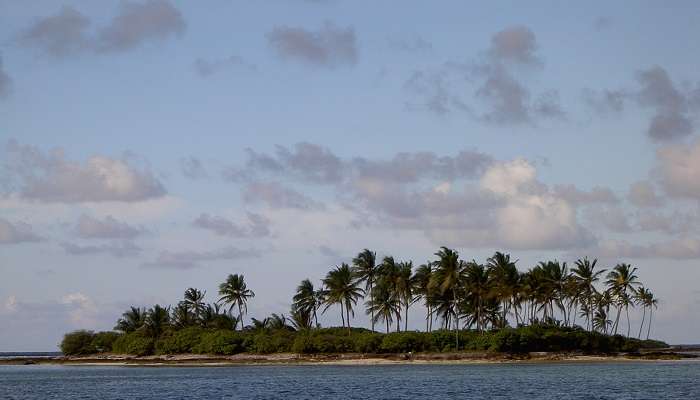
1,1,700,351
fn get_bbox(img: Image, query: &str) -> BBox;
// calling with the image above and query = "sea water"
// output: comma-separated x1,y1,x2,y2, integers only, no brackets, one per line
1,361,699,399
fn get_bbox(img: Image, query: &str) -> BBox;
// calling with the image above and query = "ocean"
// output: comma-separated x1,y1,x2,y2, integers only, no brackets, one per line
1,361,699,399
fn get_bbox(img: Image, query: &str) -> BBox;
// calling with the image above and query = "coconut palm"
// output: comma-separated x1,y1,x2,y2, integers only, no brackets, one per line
605,263,640,336
114,306,146,333
645,290,659,340
486,251,519,328
397,261,415,332
572,258,606,332
352,249,379,332
322,263,364,334
183,288,207,321
635,287,659,340
218,274,255,331
171,302,196,328
463,261,490,332
430,247,466,348
366,278,400,333
413,261,435,332
292,279,321,328
145,304,170,338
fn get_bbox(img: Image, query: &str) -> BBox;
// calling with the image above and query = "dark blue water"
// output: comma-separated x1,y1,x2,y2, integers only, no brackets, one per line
1,362,699,399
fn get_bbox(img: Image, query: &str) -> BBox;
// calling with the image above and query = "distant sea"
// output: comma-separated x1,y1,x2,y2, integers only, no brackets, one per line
0,352,61,359
1,362,700,399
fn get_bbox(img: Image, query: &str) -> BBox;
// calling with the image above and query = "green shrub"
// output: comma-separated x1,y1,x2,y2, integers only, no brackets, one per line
194,330,245,355
90,331,121,353
112,332,154,356
380,332,428,353
60,330,97,355
353,332,382,353
155,327,204,355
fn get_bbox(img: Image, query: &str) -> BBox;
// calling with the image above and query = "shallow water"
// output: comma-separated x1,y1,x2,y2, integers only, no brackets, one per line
1,362,699,399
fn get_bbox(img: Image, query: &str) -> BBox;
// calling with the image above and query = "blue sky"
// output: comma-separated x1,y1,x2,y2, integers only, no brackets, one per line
1,1,700,350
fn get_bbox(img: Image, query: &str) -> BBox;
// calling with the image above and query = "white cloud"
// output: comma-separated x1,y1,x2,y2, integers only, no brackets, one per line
657,138,700,199
0,218,43,244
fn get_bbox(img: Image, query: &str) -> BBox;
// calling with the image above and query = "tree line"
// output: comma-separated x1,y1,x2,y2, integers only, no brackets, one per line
113,247,659,342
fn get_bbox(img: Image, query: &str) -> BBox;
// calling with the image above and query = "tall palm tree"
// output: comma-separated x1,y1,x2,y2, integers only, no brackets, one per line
486,251,519,328
322,263,364,334
183,288,207,321
644,289,659,340
463,261,490,333
172,302,196,328
378,256,403,331
145,304,170,338
605,263,640,336
572,258,606,332
352,249,378,332
218,274,255,331
430,247,466,349
366,278,400,333
413,261,435,332
397,261,415,332
292,279,321,328
114,306,146,333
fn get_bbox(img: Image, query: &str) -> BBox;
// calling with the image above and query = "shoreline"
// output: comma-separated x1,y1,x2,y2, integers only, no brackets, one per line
2,351,696,367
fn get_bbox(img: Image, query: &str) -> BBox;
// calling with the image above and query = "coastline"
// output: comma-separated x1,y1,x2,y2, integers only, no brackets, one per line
2,351,696,367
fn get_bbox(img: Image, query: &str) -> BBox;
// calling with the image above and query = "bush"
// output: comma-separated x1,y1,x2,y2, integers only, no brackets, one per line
112,332,154,356
194,330,245,355
155,327,204,355
91,331,122,353
380,332,428,353
353,332,382,353
60,330,97,355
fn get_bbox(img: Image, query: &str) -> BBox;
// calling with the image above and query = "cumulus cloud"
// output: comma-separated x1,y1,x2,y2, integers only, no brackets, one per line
635,66,694,141
656,138,700,199
180,157,207,179
634,210,700,235
142,246,261,269
552,184,619,205
193,212,271,237
17,1,185,57
17,6,91,58
0,218,43,244
404,26,563,124
0,55,12,99
194,55,257,77
96,0,185,52
242,181,324,210
627,181,663,207
594,238,700,259
61,240,142,258
60,292,98,325
267,22,357,68
75,214,144,239
2,140,166,203
583,205,633,233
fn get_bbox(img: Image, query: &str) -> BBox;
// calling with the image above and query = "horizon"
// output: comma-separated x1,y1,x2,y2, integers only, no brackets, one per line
2,0,700,351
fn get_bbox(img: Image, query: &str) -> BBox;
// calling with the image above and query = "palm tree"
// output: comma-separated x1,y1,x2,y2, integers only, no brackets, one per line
171,302,196,328
292,279,321,328
114,306,146,333
218,274,255,331
183,288,207,321
145,304,170,338
397,261,415,332
430,247,466,349
366,278,400,333
352,249,378,332
605,263,640,336
572,258,606,332
413,261,435,332
486,251,519,327
645,290,659,340
322,263,364,334
463,261,490,332
635,287,659,340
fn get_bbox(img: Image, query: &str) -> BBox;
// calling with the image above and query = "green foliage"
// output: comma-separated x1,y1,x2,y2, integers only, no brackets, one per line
353,332,383,353
60,330,97,355
194,330,245,355
380,332,428,353
90,331,121,353
155,327,204,355
112,332,155,356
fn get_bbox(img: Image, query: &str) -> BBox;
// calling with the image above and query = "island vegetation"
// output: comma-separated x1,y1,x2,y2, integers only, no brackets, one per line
60,247,665,357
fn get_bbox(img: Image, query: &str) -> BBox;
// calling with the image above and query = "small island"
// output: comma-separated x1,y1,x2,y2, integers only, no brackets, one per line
24,247,684,365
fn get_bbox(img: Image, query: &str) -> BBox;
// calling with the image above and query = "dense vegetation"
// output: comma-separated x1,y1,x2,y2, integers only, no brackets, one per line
60,247,663,356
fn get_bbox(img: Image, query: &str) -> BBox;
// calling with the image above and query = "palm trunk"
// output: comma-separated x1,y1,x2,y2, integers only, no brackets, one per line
369,279,375,332
346,303,351,335
453,289,459,351
386,317,390,333
404,303,409,332
340,301,345,328
638,306,646,339
646,308,653,340
625,305,631,337
238,303,243,331
613,305,621,335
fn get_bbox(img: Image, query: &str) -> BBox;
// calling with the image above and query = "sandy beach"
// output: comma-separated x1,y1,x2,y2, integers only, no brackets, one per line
1,351,695,367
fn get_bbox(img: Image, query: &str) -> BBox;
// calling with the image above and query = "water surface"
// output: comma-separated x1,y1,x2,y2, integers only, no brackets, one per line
1,362,699,399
